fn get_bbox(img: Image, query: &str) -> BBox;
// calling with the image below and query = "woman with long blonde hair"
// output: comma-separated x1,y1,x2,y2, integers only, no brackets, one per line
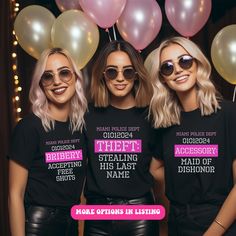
149,37,236,236
8,48,87,236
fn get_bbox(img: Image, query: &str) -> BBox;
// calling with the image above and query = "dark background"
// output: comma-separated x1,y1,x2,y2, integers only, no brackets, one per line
1,0,236,235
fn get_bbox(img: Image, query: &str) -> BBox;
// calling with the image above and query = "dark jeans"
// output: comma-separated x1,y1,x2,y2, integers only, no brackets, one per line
168,203,236,236
25,205,78,236
84,192,159,236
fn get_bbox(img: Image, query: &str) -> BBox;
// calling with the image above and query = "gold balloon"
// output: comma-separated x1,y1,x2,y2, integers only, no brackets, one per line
211,24,236,85
14,5,55,59
51,10,99,69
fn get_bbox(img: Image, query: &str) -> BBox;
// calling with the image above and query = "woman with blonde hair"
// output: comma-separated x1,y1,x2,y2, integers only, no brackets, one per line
8,47,87,236
149,36,236,235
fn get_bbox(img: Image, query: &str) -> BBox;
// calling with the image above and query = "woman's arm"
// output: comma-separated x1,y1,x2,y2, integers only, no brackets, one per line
203,159,236,236
150,157,169,236
203,185,236,236
8,160,28,236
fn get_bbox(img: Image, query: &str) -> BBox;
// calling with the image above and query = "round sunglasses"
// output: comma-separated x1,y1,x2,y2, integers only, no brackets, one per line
103,67,137,80
40,68,74,87
160,55,194,77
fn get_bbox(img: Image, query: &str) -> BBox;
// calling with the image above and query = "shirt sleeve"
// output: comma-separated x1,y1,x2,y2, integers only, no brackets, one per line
8,117,39,169
149,127,163,160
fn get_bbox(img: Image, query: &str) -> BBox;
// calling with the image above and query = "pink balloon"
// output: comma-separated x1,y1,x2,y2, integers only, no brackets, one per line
165,0,212,37
116,0,162,50
55,0,81,12
79,0,126,29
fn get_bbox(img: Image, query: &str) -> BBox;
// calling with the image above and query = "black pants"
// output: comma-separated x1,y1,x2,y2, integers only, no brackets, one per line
84,192,159,236
168,203,236,236
25,205,78,236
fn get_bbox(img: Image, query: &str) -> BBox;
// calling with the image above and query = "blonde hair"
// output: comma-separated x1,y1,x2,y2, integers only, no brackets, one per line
149,37,221,128
29,48,87,133
90,40,152,107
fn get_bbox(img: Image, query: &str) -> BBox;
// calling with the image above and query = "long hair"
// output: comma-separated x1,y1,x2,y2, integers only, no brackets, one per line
149,37,221,128
29,48,87,133
90,40,152,107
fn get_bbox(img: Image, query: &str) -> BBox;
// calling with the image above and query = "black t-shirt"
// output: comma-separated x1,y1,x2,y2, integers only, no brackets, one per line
153,100,236,205
84,104,154,198
8,113,86,207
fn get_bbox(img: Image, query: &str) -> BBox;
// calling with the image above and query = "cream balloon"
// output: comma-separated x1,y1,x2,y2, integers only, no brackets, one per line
14,5,55,59
211,25,236,85
55,0,82,12
51,10,99,69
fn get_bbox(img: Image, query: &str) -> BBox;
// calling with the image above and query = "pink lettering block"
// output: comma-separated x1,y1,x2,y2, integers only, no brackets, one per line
45,150,83,163
174,145,218,157
94,139,142,153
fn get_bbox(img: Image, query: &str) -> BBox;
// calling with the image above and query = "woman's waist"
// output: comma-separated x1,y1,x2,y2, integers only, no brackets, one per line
86,192,155,205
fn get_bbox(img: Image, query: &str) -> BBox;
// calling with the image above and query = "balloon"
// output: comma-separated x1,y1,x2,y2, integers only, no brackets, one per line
211,25,236,85
79,0,126,29
165,0,212,37
14,5,55,59
55,0,81,12
51,10,99,69
116,0,162,50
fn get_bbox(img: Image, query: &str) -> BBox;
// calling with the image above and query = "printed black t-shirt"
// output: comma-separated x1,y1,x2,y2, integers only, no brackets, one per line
84,104,154,198
153,100,236,205
8,113,86,207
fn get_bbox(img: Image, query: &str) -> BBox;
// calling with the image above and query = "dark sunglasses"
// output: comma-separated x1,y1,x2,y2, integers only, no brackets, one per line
103,67,137,80
40,69,73,86
160,55,194,77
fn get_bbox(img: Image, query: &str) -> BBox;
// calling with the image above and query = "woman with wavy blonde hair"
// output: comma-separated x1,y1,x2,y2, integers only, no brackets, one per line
8,48,87,236
30,47,86,132
149,36,221,128
149,37,236,235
